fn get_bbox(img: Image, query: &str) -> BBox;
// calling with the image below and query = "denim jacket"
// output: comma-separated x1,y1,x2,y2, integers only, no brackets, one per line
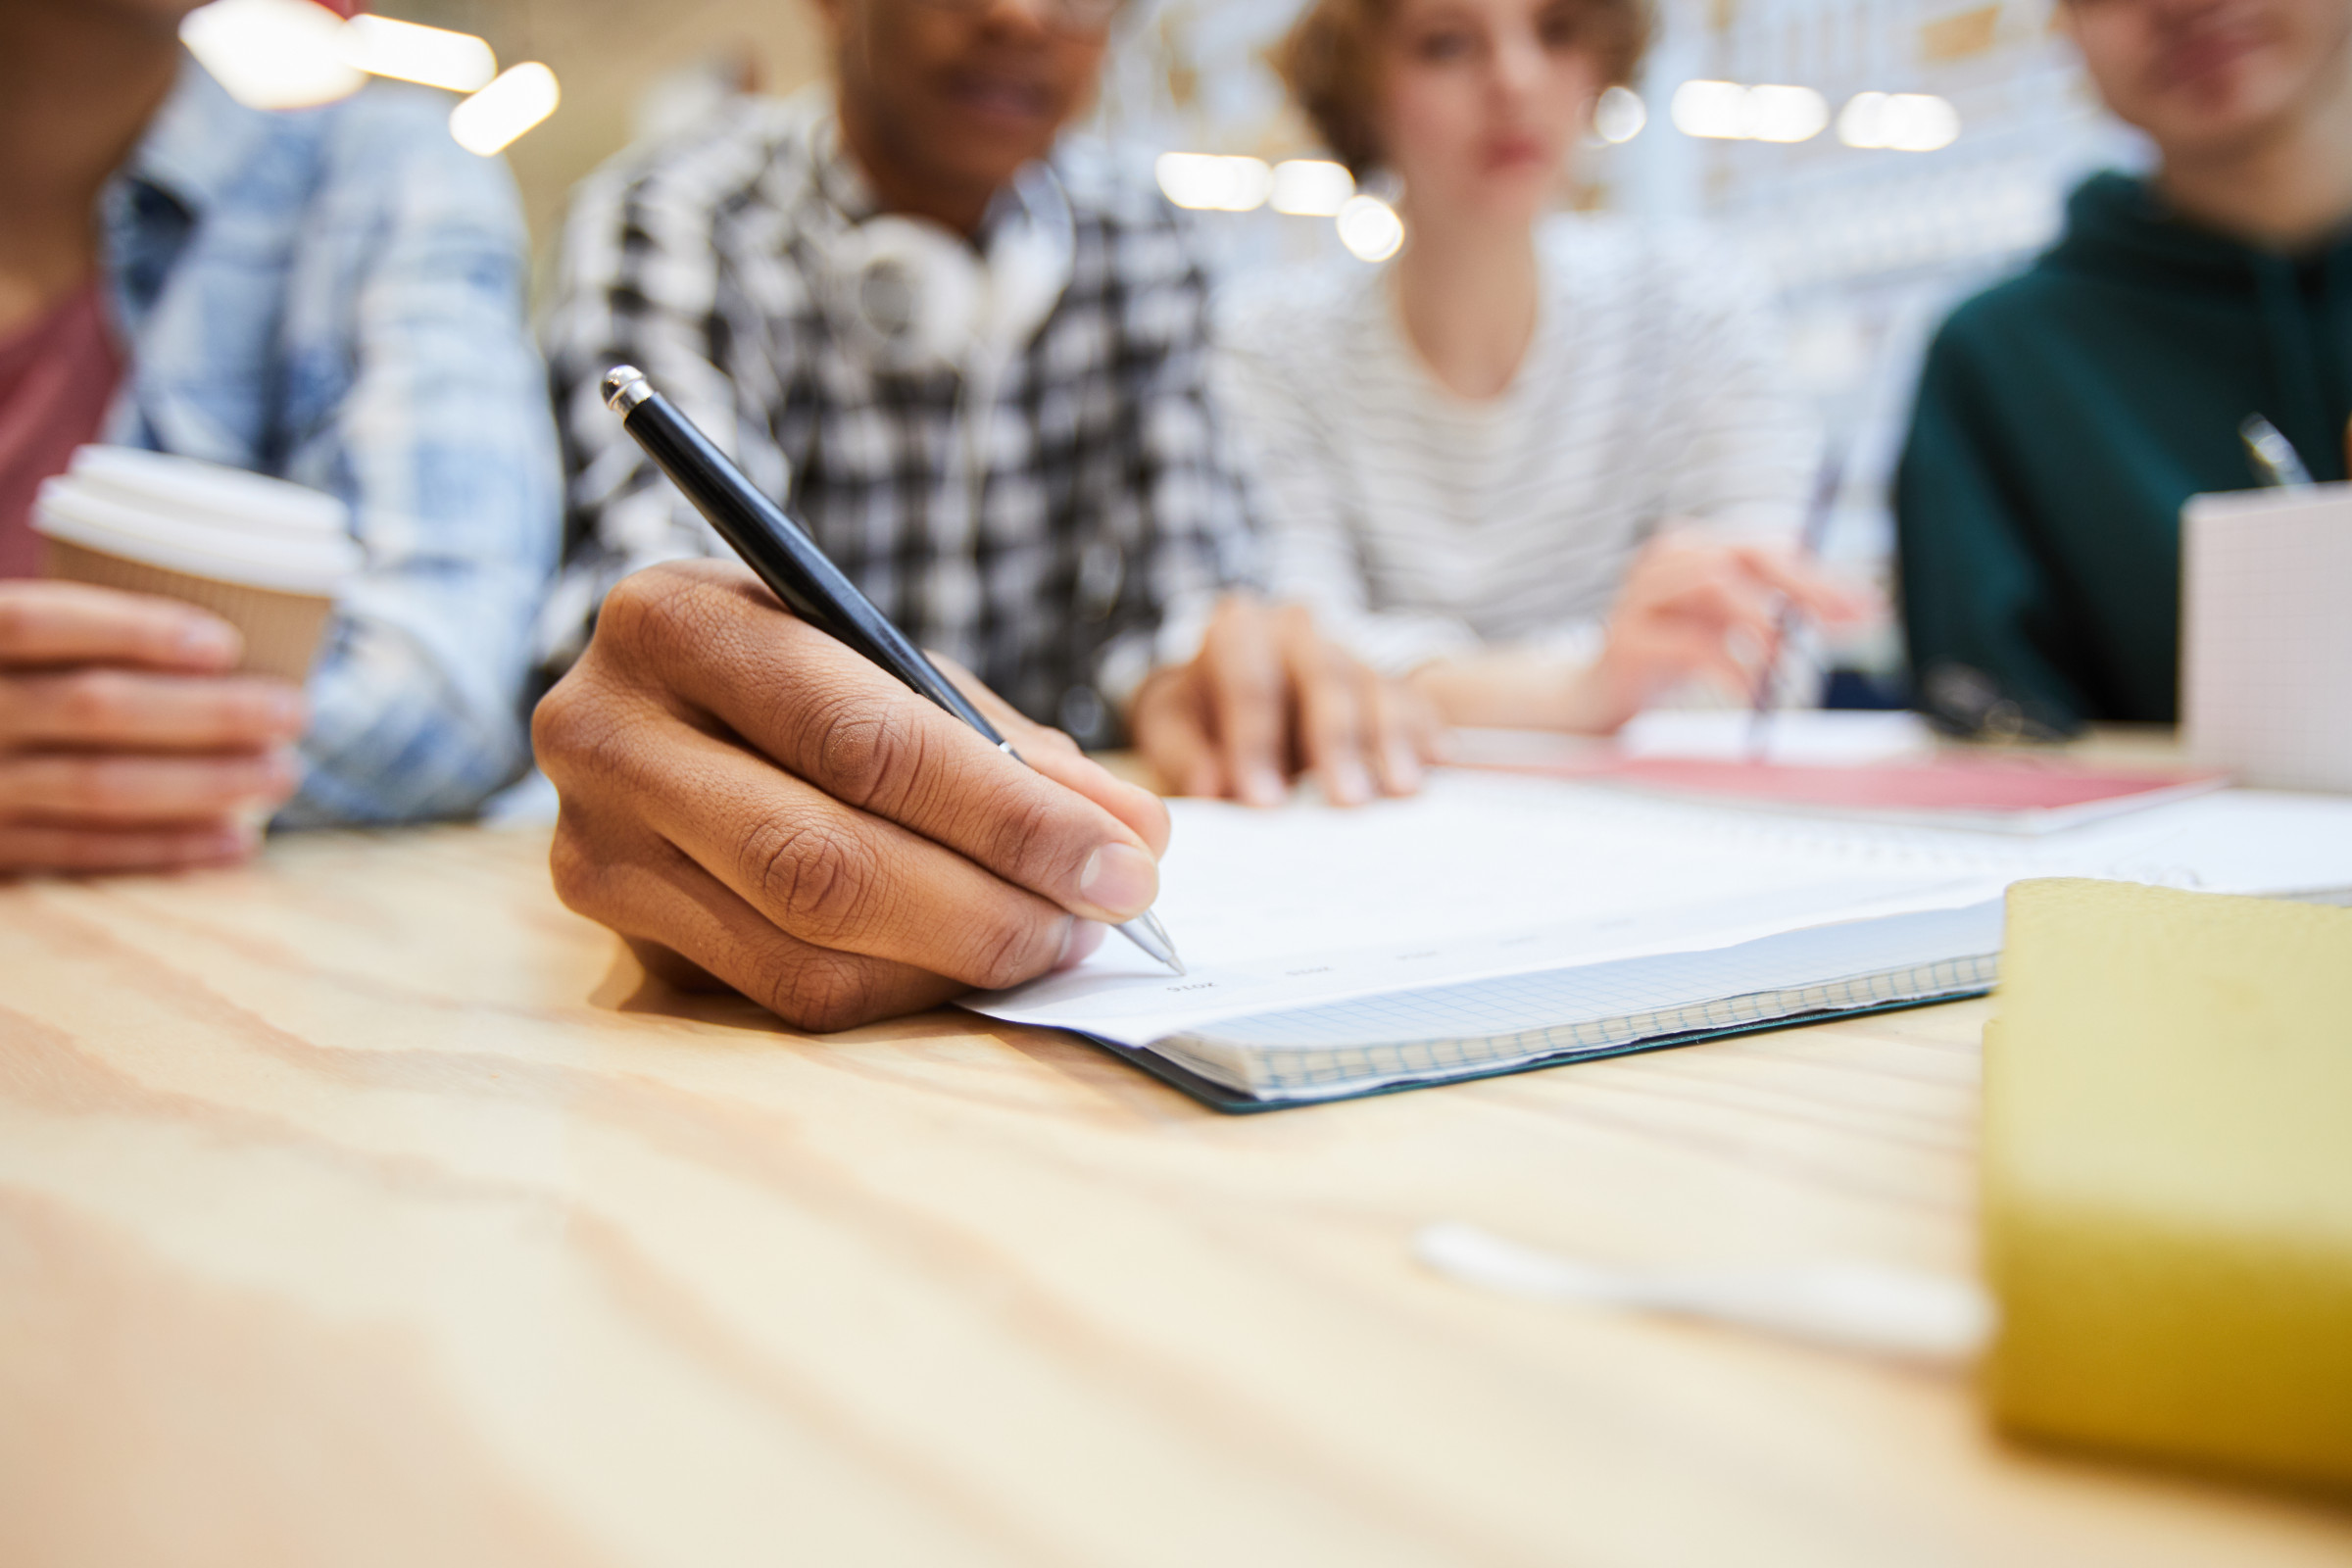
103,58,561,825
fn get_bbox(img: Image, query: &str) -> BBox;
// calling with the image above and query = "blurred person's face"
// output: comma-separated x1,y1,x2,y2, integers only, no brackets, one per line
816,0,1113,208
72,0,205,28
1372,0,1603,225
2064,0,2352,161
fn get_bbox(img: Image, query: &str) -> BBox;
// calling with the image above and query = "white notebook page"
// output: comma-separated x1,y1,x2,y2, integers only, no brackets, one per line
967,771,2352,1048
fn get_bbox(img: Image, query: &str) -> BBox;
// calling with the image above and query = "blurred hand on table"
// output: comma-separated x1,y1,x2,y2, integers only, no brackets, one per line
1129,596,1438,808
1408,534,1881,735
0,581,305,874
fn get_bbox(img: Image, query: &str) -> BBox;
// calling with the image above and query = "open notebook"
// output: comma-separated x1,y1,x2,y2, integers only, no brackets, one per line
965,771,2352,1110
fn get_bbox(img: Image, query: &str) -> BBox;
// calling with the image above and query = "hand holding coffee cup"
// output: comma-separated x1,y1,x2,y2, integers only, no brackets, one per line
0,448,359,876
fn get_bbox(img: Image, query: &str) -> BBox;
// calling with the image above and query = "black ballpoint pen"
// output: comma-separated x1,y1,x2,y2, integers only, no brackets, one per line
600,366,1184,975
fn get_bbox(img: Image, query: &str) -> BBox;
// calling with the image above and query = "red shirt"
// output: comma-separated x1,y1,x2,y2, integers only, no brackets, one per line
0,283,125,579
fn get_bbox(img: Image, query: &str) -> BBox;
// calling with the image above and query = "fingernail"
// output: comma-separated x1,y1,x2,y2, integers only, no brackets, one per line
268,687,307,731
1056,919,1106,971
1328,759,1373,807
1245,767,1287,808
1077,842,1157,919
1386,743,1423,792
213,819,261,858
178,619,238,663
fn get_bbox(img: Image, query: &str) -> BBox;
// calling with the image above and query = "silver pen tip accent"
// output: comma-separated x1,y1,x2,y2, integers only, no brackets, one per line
1115,908,1185,975
602,366,653,415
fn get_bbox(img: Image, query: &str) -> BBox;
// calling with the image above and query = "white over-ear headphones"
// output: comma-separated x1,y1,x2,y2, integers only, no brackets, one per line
810,134,1077,379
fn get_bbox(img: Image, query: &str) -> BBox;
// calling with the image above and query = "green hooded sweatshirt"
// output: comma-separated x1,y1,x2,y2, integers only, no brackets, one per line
1896,171,2352,731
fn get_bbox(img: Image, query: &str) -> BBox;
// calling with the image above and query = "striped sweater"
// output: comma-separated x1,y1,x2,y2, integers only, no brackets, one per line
1217,217,1820,680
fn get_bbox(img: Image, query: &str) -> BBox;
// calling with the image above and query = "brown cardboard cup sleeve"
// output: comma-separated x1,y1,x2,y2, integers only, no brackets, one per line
43,538,335,684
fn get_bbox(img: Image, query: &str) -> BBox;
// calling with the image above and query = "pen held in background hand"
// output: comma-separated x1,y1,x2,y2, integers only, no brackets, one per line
598,365,1185,976
2239,413,2314,489
1746,447,1846,760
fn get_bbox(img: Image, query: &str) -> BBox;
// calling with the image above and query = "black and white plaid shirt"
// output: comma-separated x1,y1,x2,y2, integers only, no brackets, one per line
539,90,1255,744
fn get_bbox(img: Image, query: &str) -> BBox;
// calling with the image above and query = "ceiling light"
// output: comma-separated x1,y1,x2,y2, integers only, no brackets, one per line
1884,93,1962,152
450,63,561,157
180,0,365,111
1670,80,1747,139
1336,195,1404,263
1741,84,1829,143
339,14,496,93
1837,91,1889,147
1838,92,1962,151
1155,153,1274,213
1593,86,1647,144
1270,160,1356,217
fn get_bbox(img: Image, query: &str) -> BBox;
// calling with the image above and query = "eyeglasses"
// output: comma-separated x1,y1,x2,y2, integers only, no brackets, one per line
909,0,1129,36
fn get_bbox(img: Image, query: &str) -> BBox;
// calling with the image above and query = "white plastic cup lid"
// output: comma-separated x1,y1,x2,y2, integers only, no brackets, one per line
33,446,361,597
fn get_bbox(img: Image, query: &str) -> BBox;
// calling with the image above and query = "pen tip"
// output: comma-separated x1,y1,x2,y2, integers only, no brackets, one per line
1113,910,1186,974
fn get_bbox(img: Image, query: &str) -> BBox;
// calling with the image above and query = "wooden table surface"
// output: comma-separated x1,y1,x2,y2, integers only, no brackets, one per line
2,818,2346,1567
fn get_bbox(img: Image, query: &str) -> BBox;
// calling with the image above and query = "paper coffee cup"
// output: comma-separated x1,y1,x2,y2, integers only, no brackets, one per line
33,447,361,682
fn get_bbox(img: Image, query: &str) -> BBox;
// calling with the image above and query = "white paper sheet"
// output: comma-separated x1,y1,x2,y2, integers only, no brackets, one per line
966,771,2352,1048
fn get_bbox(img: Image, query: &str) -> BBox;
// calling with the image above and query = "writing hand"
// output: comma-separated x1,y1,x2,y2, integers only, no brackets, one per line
534,561,1172,1031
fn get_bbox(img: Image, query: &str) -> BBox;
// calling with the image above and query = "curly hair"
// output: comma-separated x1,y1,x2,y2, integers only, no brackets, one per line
1275,0,1653,177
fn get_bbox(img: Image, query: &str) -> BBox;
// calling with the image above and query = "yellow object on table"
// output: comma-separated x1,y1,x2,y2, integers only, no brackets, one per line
1985,879,2352,1492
